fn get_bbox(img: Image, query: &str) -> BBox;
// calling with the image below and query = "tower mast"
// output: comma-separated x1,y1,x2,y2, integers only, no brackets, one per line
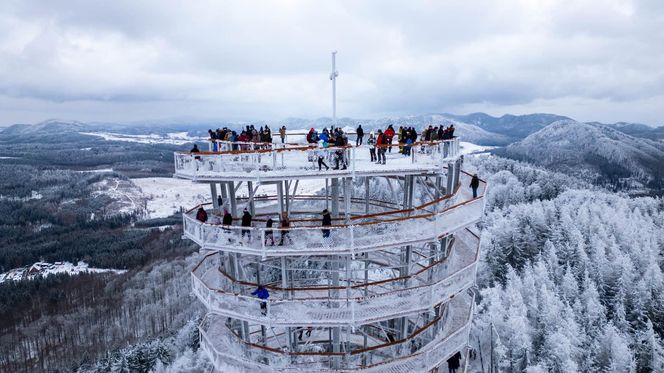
330,51,338,124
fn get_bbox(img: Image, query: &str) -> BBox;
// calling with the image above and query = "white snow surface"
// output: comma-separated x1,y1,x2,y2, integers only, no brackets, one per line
131,177,326,219
80,131,206,145
0,261,127,284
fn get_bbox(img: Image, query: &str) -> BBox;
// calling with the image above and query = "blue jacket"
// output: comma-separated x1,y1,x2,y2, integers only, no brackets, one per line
252,287,270,300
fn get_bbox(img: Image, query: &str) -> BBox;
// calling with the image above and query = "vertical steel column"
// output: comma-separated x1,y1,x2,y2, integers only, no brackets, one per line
343,178,351,224
284,180,290,213
229,181,237,216
247,181,255,216
446,162,455,195
277,182,285,215
210,183,219,209
364,177,370,214
220,182,228,208
331,178,339,217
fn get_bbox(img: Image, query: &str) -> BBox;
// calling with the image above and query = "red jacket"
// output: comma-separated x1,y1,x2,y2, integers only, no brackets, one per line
377,134,385,146
384,128,395,140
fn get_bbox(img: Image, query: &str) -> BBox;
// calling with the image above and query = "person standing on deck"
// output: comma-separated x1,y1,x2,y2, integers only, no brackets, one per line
251,286,270,315
241,208,252,241
376,130,386,165
264,217,275,246
447,351,462,373
384,125,395,153
278,212,292,245
317,141,330,171
279,126,287,144
356,125,364,146
321,209,332,238
196,207,208,222
470,174,480,198
368,132,377,162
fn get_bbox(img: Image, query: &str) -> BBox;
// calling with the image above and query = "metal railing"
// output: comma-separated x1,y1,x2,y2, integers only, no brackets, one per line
191,230,479,326
198,291,474,372
181,173,484,257
175,138,460,180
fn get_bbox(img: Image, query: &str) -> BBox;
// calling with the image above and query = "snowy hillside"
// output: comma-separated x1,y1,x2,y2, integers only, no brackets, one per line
280,114,511,145
501,120,664,190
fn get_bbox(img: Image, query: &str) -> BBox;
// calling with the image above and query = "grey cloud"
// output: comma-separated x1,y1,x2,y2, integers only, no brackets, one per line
0,0,663,125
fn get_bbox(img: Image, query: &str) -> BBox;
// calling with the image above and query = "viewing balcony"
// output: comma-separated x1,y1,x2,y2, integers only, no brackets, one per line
181,172,485,257
198,291,474,372
174,139,460,182
191,229,479,327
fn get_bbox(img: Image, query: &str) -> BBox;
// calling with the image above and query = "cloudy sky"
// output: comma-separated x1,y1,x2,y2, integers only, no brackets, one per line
1,0,663,126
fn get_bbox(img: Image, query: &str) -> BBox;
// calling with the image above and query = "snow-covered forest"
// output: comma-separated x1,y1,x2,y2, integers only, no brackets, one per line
468,156,664,372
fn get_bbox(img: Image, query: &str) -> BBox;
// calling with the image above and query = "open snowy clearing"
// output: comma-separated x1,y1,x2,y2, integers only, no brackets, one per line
131,177,327,219
80,131,206,145
0,261,127,284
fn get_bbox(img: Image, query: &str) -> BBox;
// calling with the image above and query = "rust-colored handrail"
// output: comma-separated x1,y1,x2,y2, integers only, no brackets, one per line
193,228,479,299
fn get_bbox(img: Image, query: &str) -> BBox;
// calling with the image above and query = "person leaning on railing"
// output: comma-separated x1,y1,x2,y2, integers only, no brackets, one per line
196,207,208,223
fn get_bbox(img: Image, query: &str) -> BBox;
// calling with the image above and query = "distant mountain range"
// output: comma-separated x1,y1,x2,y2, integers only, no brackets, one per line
499,120,664,191
3,113,662,147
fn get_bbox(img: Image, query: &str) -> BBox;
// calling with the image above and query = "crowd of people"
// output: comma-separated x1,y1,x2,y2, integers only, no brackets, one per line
206,125,274,151
192,123,458,168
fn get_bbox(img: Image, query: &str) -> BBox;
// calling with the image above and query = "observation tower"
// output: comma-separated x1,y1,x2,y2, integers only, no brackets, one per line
176,132,487,372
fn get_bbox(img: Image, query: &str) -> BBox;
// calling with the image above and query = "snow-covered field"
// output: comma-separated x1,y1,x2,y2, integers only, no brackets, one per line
459,141,494,155
0,261,127,284
131,177,326,218
80,131,206,145
131,177,210,218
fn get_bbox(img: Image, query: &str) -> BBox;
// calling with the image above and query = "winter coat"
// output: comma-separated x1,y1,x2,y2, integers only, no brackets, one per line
279,127,286,138
241,211,252,227
447,352,461,369
251,287,270,300
376,134,385,147
368,136,376,148
356,126,364,137
322,212,332,226
222,212,233,225
384,127,395,140
470,176,480,189
196,208,207,222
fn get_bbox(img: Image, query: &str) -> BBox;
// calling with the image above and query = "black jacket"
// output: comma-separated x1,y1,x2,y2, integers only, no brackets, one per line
241,211,252,227
447,351,462,369
356,126,364,137
222,212,233,225
322,213,332,226
470,176,480,189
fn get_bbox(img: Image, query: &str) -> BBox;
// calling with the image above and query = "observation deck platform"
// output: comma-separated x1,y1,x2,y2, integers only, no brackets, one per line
175,138,460,183
182,170,486,257
192,228,479,327
199,291,474,372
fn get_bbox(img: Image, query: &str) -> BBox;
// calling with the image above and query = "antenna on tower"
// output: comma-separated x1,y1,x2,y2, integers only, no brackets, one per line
330,51,339,124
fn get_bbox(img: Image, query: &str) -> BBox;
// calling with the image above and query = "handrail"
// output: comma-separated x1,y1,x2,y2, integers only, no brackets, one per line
198,292,475,371
188,139,454,156
187,184,460,227
200,228,476,294
193,234,477,303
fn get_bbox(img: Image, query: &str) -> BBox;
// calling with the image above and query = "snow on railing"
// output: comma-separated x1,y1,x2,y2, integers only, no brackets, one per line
190,229,479,326
198,292,474,372
175,138,460,180
181,183,484,257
